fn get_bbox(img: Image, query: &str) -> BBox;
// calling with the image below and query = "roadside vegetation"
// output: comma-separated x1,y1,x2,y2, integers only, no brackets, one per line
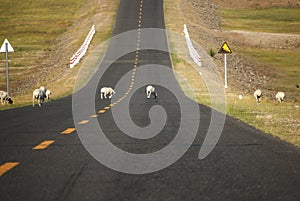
165,0,300,146
0,0,299,147
220,7,300,34
0,0,119,109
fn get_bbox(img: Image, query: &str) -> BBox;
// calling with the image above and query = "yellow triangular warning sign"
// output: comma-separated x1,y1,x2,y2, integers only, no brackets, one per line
218,41,232,54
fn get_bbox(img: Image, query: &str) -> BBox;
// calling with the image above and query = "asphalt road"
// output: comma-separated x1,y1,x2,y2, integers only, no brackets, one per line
1,0,300,200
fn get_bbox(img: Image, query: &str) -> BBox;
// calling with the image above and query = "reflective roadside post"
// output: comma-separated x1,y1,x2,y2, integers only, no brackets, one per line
0,39,14,96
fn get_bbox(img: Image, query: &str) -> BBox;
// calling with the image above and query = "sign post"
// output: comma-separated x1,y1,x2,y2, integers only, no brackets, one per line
0,39,14,96
218,41,232,88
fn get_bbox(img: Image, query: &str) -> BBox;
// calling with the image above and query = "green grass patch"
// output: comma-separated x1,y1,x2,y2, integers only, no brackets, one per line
238,47,300,95
0,0,119,110
220,7,300,34
0,0,85,50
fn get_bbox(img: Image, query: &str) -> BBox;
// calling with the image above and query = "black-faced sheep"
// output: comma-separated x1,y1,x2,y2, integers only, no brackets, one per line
100,87,115,99
0,90,13,105
275,91,285,103
146,85,157,99
254,89,262,103
32,88,46,107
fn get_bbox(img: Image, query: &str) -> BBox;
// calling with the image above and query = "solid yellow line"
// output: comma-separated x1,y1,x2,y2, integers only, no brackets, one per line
78,120,89,125
61,128,76,135
33,140,54,150
0,162,20,176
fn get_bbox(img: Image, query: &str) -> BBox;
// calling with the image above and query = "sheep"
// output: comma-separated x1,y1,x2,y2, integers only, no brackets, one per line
275,91,285,103
45,89,52,100
32,88,46,107
39,86,46,93
254,89,262,103
0,90,13,105
100,87,115,99
146,85,157,99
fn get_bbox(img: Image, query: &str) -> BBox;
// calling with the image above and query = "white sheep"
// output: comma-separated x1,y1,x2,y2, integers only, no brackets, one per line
254,89,262,103
100,87,115,99
275,91,285,103
39,86,46,93
0,90,13,105
32,88,46,107
45,89,52,100
146,85,157,99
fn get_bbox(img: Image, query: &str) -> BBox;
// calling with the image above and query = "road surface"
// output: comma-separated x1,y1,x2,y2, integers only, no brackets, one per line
1,0,300,200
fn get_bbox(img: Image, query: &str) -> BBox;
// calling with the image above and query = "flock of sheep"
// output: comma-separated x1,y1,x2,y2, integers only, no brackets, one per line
0,86,286,106
254,89,285,103
0,86,52,106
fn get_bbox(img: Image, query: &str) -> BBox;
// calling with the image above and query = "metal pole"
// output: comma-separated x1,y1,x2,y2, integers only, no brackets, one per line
5,42,10,96
224,54,228,88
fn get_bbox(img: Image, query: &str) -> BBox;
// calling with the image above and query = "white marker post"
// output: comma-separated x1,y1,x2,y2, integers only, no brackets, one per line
224,54,228,88
0,39,14,96
218,41,232,89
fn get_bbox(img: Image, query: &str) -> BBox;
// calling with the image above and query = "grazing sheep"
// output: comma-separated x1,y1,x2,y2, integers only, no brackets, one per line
45,89,52,100
0,90,13,105
146,85,157,99
39,86,46,93
32,88,46,107
254,89,262,103
100,87,115,99
275,91,285,103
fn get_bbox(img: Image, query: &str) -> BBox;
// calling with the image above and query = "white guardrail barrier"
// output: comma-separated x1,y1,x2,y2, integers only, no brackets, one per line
70,25,96,68
183,24,202,67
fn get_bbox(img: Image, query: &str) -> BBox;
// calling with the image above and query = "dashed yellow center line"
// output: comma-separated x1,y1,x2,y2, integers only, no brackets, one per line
61,128,76,135
33,140,54,150
78,120,89,125
90,114,98,118
0,162,20,176
95,0,142,117
98,110,106,114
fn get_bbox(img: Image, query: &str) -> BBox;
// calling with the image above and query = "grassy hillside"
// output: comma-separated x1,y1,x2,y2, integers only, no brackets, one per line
220,7,300,34
0,0,85,90
0,0,119,108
